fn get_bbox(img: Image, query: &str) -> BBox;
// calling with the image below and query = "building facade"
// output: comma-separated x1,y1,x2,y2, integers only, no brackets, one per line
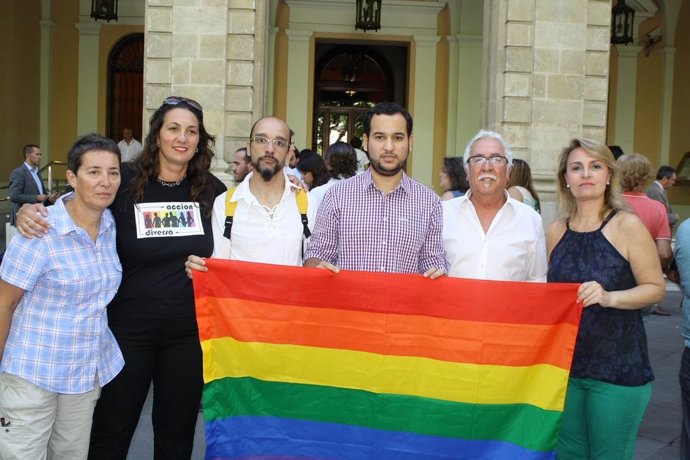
1,0,688,227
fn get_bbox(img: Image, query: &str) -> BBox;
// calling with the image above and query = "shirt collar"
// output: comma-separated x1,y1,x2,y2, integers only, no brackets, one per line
52,192,116,237
231,170,299,203
24,162,38,173
461,189,514,210
361,169,411,194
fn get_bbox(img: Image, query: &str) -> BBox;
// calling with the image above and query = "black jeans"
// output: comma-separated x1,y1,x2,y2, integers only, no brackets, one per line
680,346,690,460
88,311,203,460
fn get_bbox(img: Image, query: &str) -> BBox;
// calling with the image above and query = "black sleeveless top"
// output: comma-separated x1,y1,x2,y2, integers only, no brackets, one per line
547,211,654,386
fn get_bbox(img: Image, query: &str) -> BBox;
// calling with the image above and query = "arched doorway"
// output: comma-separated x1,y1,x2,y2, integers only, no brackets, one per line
313,42,407,153
107,33,144,143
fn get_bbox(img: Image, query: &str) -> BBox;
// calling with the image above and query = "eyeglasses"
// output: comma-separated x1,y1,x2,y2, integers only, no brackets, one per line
163,96,203,113
251,135,289,150
467,155,509,166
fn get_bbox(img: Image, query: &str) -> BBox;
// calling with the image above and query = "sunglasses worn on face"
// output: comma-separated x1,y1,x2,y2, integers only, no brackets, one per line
163,96,203,113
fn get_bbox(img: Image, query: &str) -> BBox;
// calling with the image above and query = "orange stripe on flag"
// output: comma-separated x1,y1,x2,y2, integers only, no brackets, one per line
197,296,578,369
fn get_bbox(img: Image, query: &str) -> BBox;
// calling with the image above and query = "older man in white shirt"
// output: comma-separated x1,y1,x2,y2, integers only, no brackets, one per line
442,130,547,281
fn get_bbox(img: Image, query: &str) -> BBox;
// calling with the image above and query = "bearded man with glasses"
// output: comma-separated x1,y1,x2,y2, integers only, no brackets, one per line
186,116,317,272
442,129,547,281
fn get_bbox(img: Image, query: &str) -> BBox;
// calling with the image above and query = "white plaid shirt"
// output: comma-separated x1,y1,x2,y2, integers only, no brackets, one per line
306,170,445,274
0,193,123,394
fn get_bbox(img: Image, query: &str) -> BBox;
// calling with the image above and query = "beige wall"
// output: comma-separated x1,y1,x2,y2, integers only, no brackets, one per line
0,0,42,182
669,0,690,209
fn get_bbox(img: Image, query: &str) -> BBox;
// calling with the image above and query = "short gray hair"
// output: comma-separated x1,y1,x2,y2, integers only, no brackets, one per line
462,129,513,166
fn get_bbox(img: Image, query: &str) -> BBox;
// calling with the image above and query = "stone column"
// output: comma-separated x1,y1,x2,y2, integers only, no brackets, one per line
145,0,268,185
285,29,312,149
659,47,675,165
411,35,441,186
483,0,611,225
74,22,101,136
613,45,642,155
39,0,52,160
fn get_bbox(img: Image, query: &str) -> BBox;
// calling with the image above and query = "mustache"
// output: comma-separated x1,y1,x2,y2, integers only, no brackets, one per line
478,174,497,181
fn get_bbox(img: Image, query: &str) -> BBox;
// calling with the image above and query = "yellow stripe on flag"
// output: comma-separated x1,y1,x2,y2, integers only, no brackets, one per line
202,336,569,412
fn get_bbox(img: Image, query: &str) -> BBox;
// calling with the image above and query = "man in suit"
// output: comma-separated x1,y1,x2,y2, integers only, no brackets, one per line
646,165,679,232
8,144,54,226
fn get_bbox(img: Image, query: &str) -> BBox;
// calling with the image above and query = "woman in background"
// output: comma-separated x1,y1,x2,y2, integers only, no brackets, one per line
297,151,329,190
507,158,540,212
309,141,358,205
547,138,664,460
439,156,468,200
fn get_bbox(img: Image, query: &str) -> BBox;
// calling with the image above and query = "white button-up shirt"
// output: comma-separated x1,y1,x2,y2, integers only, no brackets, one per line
442,191,547,281
211,171,317,266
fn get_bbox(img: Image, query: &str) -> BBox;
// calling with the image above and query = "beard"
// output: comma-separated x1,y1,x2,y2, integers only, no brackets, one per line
370,156,407,177
252,155,283,182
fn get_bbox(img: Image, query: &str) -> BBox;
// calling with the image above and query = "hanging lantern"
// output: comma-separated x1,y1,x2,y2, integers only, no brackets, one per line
611,0,635,45
91,0,118,22
355,0,382,32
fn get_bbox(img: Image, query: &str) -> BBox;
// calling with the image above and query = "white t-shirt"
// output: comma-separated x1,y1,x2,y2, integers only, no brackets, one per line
442,191,547,281
211,171,318,266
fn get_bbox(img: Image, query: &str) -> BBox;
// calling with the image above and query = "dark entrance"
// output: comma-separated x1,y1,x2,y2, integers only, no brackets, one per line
313,42,408,153
107,33,144,143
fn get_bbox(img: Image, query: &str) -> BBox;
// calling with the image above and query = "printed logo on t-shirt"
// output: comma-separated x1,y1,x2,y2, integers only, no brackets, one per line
134,202,204,238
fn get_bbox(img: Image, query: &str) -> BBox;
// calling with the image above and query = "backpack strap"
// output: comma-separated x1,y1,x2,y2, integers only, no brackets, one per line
295,188,311,239
223,186,238,240
224,185,310,241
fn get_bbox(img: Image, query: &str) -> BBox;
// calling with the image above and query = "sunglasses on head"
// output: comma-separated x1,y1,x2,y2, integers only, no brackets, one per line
163,96,203,113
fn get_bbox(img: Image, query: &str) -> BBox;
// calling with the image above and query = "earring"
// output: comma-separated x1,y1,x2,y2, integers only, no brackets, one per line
607,181,610,185
566,184,570,188
195,148,199,153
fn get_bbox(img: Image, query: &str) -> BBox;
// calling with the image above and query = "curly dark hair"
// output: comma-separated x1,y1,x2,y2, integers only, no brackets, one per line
442,157,469,193
297,152,329,188
128,97,216,216
325,142,357,179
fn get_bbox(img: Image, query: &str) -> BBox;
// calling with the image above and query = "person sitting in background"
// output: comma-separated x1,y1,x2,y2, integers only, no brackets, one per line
297,151,329,190
507,158,540,213
309,141,358,205
547,138,665,460
618,153,673,317
0,134,123,459
439,156,468,200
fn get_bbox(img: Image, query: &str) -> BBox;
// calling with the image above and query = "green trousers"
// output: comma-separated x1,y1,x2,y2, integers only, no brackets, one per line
557,377,652,460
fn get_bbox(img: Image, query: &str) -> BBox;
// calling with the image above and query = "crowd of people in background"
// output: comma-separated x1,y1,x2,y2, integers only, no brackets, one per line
1,98,687,460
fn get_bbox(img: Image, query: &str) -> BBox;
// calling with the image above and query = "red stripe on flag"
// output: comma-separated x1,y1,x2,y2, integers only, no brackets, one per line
194,259,580,326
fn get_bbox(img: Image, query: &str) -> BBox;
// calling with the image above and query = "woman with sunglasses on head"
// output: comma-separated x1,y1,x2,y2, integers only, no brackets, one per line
16,97,226,459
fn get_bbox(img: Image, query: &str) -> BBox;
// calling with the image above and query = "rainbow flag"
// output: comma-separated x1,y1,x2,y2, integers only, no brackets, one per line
194,259,581,460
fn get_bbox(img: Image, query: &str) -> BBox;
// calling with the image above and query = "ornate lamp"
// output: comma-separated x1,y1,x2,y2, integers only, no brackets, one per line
611,0,634,45
91,0,118,22
355,0,382,32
